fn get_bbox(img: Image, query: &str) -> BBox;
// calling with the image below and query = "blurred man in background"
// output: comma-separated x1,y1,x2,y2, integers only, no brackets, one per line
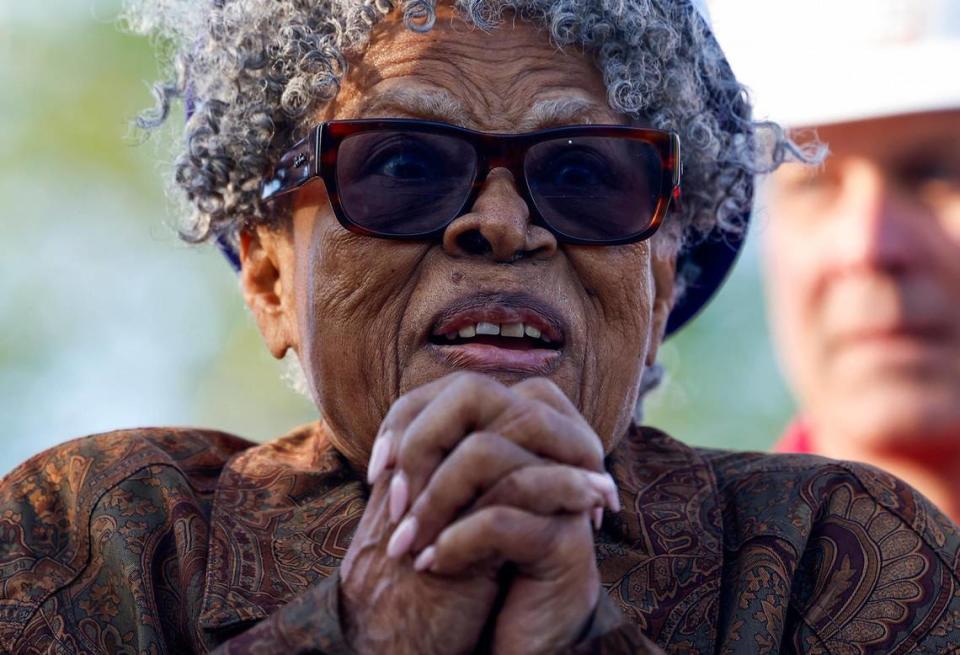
709,0,960,520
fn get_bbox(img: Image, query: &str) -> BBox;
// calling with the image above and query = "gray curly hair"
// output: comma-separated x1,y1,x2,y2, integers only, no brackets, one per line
124,0,813,258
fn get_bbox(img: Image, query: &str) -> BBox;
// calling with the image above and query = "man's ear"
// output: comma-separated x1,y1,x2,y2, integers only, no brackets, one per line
239,225,299,359
646,252,677,367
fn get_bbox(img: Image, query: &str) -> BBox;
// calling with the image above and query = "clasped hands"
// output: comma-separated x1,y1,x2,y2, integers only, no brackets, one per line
340,372,620,655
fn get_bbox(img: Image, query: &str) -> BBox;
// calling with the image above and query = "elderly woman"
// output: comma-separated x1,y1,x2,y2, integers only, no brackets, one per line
2,0,960,653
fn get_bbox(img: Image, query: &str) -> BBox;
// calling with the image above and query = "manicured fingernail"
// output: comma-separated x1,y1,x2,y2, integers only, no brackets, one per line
367,434,390,485
603,474,621,512
389,471,408,523
592,507,603,531
414,545,436,572
387,516,418,559
608,479,621,513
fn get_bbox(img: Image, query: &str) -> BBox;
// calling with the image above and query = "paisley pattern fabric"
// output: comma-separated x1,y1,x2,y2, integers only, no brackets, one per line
1,422,959,654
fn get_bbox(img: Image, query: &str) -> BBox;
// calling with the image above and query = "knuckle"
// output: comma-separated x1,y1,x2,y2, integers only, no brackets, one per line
515,399,552,433
447,374,474,400
460,431,500,467
517,376,561,397
446,370,471,386
460,371,503,396
496,400,554,447
480,506,514,532
496,469,527,499
393,428,421,469
546,468,585,504
450,370,482,389
384,394,415,427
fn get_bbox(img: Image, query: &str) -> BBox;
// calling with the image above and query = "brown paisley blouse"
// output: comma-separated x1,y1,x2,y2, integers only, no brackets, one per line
1,421,959,654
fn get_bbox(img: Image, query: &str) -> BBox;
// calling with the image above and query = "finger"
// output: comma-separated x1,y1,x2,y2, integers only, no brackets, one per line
396,382,604,514
405,432,542,553
368,374,462,484
416,506,588,577
510,377,582,421
391,373,512,500
472,464,618,516
399,443,616,558
482,398,603,469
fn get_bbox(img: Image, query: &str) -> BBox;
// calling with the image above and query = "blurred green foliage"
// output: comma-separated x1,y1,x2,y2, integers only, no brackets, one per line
0,2,793,475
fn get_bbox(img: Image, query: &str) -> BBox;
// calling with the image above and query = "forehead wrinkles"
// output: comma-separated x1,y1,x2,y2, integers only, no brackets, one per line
336,17,611,129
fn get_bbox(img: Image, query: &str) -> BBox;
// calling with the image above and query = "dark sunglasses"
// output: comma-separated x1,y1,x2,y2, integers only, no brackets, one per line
261,119,681,245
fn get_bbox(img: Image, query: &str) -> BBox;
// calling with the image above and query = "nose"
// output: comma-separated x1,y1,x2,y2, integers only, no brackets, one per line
442,168,558,262
830,158,926,273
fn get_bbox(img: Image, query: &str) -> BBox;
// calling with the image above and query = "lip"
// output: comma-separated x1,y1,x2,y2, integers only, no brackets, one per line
430,292,566,342
830,323,954,354
426,341,562,375
425,291,567,375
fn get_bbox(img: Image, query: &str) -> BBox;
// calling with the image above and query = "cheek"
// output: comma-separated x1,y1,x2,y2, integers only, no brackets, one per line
944,200,960,240
294,204,426,333
764,213,838,397
574,247,652,340
567,246,652,431
293,211,427,450
570,244,654,388
764,216,823,328
931,204,960,296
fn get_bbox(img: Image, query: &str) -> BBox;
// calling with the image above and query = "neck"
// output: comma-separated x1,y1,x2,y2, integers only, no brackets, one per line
808,422,960,524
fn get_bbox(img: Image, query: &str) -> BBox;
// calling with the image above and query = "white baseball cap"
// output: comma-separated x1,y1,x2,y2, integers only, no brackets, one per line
705,0,960,127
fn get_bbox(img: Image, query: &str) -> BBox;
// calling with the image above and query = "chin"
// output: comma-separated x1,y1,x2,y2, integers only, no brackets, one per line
830,380,960,452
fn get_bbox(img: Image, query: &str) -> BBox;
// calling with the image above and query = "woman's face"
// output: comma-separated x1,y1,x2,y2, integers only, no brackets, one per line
242,6,676,463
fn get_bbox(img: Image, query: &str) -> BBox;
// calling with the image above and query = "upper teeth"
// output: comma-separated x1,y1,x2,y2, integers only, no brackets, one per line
500,323,524,338
447,322,552,343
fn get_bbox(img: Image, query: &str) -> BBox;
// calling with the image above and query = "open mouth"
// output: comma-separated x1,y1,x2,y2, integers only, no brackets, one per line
428,320,559,350
426,293,566,374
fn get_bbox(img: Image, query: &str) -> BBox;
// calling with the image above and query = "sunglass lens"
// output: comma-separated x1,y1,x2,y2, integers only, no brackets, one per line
524,136,664,242
336,131,477,235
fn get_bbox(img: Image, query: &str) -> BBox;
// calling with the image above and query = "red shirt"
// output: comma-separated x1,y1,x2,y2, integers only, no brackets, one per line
773,418,815,454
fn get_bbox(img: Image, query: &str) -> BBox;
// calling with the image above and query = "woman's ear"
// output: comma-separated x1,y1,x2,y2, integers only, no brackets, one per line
646,252,677,367
239,225,299,359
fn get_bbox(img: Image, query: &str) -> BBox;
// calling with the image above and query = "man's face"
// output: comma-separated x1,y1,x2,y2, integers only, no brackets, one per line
764,109,960,451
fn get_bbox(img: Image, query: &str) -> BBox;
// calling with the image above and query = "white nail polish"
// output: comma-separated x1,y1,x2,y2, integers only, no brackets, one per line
389,472,409,523
367,436,389,484
607,475,621,513
387,516,418,559
592,507,603,530
414,545,436,571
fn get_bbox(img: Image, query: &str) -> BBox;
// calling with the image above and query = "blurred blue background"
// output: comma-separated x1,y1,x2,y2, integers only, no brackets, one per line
0,0,792,476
